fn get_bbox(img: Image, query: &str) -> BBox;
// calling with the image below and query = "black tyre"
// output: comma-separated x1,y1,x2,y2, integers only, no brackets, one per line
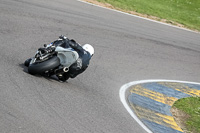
28,56,60,75
24,58,32,67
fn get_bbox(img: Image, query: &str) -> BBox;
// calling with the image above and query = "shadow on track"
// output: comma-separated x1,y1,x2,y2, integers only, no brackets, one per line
18,63,68,83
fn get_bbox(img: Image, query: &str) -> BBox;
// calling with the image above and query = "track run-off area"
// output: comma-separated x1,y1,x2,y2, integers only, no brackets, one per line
0,0,200,133
120,80,200,133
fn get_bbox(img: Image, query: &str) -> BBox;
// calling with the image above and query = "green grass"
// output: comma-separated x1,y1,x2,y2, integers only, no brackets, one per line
96,0,200,31
173,97,200,133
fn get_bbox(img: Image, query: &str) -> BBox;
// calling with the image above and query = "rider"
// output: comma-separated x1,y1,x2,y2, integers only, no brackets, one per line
57,35,94,82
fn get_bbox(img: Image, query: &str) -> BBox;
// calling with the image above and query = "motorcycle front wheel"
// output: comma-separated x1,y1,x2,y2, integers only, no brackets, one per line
28,56,60,75
24,58,32,67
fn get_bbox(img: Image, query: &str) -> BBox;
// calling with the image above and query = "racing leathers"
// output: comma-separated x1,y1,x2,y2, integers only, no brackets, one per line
67,40,92,78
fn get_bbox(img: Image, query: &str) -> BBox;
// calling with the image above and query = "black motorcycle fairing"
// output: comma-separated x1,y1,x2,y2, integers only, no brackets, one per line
53,39,70,48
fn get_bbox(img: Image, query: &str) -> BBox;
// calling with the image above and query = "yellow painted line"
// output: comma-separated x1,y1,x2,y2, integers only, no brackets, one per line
156,113,183,132
130,85,178,106
159,82,200,97
130,104,183,132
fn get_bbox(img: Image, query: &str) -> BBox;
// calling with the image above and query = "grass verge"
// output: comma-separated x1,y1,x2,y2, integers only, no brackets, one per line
172,97,200,133
86,0,200,31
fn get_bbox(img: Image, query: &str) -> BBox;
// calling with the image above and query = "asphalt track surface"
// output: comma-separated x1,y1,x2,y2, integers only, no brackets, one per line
0,0,200,133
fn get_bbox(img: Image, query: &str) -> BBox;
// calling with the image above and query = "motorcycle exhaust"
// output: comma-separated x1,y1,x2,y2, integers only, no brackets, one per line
63,67,69,72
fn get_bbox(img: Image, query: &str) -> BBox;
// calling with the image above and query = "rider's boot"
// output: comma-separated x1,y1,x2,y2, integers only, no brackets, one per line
57,73,69,82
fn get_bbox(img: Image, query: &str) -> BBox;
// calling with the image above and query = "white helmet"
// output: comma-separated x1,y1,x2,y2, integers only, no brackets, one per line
82,44,94,56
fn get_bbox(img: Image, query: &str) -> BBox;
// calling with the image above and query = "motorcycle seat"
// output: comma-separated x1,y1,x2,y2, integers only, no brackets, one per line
56,46,79,68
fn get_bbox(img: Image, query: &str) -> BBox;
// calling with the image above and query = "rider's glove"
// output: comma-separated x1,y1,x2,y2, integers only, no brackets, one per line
59,35,67,40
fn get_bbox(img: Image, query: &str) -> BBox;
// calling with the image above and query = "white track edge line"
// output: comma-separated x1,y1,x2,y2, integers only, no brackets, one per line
119,79,200,133
77,0,199,34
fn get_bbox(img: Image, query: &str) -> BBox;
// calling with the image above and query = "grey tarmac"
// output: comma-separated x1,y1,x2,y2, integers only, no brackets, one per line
0,0,200,133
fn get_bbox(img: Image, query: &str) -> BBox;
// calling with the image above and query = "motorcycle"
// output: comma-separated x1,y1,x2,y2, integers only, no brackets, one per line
24,35,79,81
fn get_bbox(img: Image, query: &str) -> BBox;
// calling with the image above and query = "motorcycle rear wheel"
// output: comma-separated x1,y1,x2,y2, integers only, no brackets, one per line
28,56,60,75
